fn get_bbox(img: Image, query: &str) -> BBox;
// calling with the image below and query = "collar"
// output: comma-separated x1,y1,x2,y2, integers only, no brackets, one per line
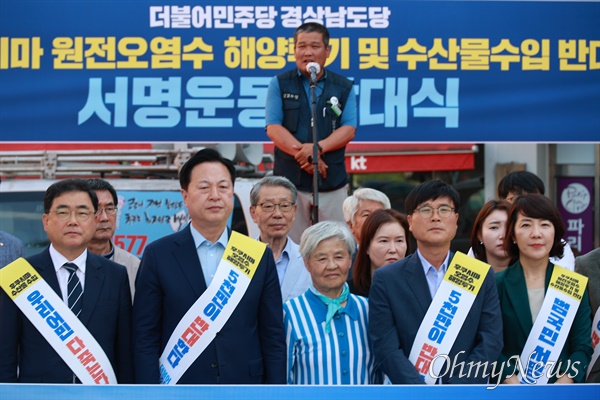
257,235,294,262
416,248,450,276
49,244,87,273
305,287,360,322
189,224,228,248
281,236,294,258
102,241,115,259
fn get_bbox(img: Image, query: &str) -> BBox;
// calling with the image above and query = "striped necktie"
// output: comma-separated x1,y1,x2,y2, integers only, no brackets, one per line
63,263,83,317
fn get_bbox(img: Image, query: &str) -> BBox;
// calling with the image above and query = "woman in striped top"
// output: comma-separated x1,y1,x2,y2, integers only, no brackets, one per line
283,221,381,384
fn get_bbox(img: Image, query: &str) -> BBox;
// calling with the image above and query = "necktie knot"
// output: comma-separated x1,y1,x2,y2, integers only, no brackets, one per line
64,262,78,274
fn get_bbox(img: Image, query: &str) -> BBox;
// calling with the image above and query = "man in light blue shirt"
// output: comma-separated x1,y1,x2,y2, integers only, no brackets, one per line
369,180,502,384
250,176,310,302
133,149,286,384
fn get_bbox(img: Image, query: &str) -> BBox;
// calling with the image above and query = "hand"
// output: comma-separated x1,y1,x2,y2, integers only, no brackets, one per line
555,375,574,384
300,157,328,179
502,375,520,384
293,143,317,165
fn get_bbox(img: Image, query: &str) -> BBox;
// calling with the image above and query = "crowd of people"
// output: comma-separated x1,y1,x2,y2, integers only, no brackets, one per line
0,21,597,386
0,151,597,385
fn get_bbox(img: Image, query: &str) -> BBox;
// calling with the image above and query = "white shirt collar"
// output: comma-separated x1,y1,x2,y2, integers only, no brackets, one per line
49,244,87,273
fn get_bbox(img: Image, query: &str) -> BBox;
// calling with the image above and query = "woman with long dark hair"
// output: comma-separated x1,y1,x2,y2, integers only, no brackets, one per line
350,209,410,297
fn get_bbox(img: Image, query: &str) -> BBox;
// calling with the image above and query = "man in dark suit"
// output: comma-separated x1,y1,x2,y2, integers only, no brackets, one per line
0,179,133,383
369,180,502,384
133,148,286,384
0,230,24,267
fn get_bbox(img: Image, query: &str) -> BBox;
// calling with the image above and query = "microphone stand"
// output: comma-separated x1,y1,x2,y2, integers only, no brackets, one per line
309,74,319,225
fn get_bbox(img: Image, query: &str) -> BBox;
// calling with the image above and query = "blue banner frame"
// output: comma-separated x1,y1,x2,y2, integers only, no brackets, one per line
1,382,599,400
1,0,599,142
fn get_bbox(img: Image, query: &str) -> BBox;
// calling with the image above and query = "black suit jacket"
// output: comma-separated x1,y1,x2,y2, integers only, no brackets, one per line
132,225,286,384
369,252,503,384
0,248,133,383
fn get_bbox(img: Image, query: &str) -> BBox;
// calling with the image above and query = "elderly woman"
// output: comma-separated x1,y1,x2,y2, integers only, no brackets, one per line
470,200,513,273
350,209,411,297
496,194,592,384
283,221,380,384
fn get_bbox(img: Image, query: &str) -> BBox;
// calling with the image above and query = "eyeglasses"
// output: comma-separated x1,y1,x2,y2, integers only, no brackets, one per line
97,206,118,216
415,205,455,219
257,202,295,213
51,208,94,221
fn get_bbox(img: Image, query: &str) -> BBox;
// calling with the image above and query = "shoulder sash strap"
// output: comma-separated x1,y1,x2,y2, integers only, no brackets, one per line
518,266,588,384
409,251,491,384
0,258,117,384
158,231,267,384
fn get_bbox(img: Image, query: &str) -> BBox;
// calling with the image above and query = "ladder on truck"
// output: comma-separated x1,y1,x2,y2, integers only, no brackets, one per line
0,144,269,180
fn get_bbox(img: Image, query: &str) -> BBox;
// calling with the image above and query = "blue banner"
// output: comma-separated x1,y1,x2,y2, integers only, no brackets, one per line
0,383,598,400
1,0,598,142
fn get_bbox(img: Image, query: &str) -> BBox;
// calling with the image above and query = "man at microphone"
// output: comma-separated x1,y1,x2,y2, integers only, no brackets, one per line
265,22,357,243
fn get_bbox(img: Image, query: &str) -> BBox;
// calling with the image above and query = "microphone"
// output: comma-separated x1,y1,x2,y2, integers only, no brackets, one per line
306,62,321,82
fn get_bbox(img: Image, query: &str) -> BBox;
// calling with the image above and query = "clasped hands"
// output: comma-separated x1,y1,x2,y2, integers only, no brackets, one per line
293,143,328,178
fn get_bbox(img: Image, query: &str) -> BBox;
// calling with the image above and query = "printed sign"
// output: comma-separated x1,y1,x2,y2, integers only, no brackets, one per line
557,177,594,255
1,0,598,142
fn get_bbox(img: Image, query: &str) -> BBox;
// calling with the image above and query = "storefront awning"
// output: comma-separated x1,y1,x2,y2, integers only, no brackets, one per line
263,143,477,174
344,143,477,174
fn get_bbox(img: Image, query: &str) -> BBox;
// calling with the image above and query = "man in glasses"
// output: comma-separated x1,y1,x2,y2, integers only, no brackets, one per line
87,179,140,299
0,178,132,383
249,176,310,302
369,180,502,384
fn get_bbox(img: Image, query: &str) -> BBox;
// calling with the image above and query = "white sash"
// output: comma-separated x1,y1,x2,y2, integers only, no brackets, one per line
158,231,267,384
517,265,588,384
0,258,117,384
587,307,600,379
409,252,491,384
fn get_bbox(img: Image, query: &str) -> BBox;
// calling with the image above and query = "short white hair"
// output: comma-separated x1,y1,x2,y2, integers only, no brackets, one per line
342,188,391,224
299,221,356,260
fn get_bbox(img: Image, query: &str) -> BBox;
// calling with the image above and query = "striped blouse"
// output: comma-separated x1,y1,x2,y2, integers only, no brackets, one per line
283,290,381,384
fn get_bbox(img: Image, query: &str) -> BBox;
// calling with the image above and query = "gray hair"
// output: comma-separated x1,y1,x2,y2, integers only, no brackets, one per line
250,176,298,206
342,188,391,224
299,221,356,260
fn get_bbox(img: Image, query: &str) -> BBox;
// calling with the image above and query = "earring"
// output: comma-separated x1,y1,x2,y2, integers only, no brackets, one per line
480,241,483,245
